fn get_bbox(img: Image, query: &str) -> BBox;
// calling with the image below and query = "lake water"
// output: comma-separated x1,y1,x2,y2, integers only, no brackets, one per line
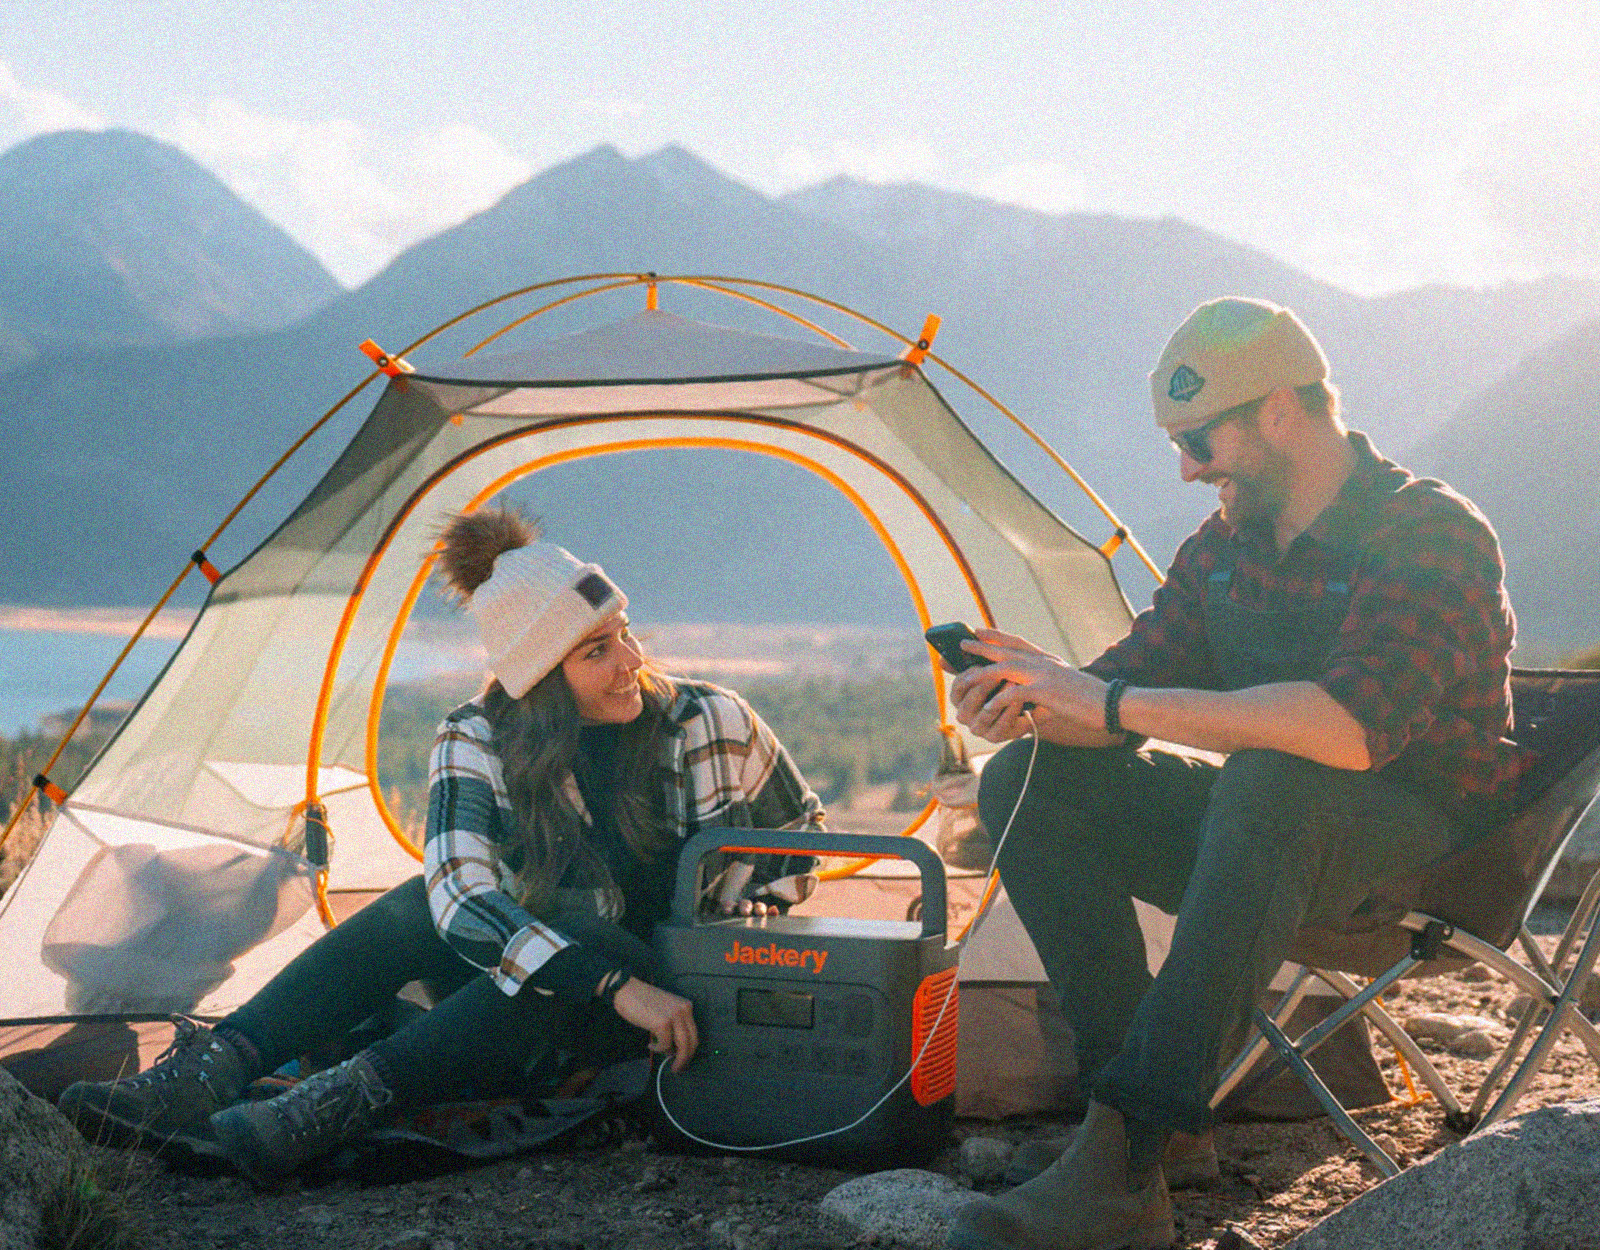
0,628,182,734
0,617,924,736
0,626,484,736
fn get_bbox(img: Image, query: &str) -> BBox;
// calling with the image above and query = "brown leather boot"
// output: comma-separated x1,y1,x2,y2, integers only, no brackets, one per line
57,1017,250,1156
1005,1125,1219,1189
947,1102,1175,1250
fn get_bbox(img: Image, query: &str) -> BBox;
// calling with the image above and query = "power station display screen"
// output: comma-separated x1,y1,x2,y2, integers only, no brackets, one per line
736,987,815,1029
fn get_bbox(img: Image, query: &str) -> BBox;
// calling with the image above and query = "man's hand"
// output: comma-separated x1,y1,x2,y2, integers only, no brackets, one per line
949,628,1121,747
941,631,1374,769
610,977,699,1073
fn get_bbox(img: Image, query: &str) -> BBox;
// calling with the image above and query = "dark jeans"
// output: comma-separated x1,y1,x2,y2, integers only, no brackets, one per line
222,876,661,1107
980,743,1467,1135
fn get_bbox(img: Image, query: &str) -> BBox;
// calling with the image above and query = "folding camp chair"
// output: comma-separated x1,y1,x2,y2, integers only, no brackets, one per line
1211,668,1600,1176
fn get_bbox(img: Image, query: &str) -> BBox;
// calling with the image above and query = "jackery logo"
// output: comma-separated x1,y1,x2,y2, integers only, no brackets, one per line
725,937,829,973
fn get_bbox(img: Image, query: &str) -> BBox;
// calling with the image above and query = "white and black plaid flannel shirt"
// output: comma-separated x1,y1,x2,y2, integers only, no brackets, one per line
422,679,826,996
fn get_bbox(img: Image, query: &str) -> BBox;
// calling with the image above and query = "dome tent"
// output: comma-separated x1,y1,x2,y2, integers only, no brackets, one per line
0,274,1153,1115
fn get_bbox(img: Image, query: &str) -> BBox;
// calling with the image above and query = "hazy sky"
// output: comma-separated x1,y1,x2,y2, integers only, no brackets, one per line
2,1,1596,293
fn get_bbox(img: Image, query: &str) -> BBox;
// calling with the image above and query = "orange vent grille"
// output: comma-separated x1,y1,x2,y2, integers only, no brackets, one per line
910,968,960,1106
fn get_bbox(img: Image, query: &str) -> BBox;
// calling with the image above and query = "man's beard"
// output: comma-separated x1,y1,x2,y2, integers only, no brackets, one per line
1221,447,1292,532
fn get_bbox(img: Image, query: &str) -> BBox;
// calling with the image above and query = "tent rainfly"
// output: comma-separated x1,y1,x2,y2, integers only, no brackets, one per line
0,275,1165,1117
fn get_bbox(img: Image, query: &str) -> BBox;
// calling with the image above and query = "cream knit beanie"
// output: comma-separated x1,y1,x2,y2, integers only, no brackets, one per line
469,543,627,698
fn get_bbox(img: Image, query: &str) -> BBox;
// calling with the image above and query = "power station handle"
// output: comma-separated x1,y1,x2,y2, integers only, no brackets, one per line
673,829,948,939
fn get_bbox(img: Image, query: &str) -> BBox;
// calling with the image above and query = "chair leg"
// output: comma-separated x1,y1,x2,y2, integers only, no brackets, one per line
1474,909,1600,1131
1468,979,1548,1125
1313,967,1467,1127
1551,866,1600,976
1517,927,1560,984
1435,922,1600,1064
1543,869,1600,1033
1220,883,1600,1163
1469,918,1581,1125
1252,1007,1400,1177
1211,968,1313,1110
1465,870,1600,1126
1221,955,1417,1113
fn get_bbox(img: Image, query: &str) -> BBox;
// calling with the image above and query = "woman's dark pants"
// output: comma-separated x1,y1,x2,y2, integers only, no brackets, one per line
220,876,658,1107
980,742,1465,1135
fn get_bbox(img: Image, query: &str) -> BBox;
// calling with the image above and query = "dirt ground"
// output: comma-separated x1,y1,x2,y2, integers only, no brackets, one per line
94,932,1600,1250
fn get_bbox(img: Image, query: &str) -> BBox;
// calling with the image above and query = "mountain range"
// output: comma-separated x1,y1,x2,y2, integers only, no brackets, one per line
0,129,1595,649
1420,320,1600,644
0,129,337,371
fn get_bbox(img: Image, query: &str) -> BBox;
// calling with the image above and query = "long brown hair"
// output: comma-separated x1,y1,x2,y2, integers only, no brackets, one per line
437,506,676,913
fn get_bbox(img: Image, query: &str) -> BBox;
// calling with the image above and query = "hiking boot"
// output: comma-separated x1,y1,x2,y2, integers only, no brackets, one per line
1004,1125,1219,1189
57,1017,250,1155
210,1052,392,1180
948,1101,1174,1250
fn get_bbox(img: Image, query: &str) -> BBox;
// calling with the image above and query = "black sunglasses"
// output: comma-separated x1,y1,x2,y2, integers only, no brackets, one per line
1169,395,1266,463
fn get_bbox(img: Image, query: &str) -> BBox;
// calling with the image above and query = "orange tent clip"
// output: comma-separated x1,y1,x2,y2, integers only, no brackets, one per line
190,549,222,584
32,774,67,805
903,314,942,366
358,339,415,377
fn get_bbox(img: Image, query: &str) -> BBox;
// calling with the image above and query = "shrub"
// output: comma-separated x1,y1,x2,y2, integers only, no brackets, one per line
36,1149,140,1250
0,712,119,902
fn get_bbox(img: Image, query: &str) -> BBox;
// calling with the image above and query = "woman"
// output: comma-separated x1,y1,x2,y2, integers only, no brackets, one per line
60,507,823,1177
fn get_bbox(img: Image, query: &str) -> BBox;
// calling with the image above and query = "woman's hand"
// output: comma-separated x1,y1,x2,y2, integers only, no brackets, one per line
708,859,817,917
710,860,772,916
721,898,776,918
609,977,699,1073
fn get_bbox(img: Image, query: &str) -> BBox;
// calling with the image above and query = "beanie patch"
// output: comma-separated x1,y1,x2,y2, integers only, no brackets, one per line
1168,364,1205,403
575,571,616,609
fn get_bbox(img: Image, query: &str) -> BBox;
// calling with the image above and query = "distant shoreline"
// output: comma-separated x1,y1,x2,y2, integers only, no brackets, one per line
0,608,925,661
3,605,1582,671
0,609,930,713
0,605,195,640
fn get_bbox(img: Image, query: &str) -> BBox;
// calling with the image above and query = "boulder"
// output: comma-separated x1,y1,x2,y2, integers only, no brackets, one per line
1286,1098,1600,1250
820,1168,972,1247
955,1135,1014,1184
1403,1012,1505,1057
0,1064,103,1250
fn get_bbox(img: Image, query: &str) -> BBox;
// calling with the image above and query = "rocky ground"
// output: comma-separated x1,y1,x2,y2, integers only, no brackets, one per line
89,932,1599,1250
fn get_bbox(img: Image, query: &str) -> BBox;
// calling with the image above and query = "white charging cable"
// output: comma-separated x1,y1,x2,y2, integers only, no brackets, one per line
655,713,1043,1152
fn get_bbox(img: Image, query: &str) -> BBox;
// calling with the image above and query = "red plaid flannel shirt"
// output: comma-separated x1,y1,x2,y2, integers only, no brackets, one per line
1086,432,1523,829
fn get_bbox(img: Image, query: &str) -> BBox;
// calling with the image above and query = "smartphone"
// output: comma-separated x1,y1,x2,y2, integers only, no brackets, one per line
924,622,990,672
924,622,1035,712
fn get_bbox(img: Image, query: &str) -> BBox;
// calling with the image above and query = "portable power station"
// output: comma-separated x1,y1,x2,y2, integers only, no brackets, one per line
653,830,958,1163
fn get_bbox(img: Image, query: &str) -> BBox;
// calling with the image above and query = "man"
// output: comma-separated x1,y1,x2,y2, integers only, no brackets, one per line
946,297,1521,1250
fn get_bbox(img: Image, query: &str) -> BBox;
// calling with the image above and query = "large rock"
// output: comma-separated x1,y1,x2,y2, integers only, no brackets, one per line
820,1168,972,1247
0,1064,102,1250
1287,1099,1600,1250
